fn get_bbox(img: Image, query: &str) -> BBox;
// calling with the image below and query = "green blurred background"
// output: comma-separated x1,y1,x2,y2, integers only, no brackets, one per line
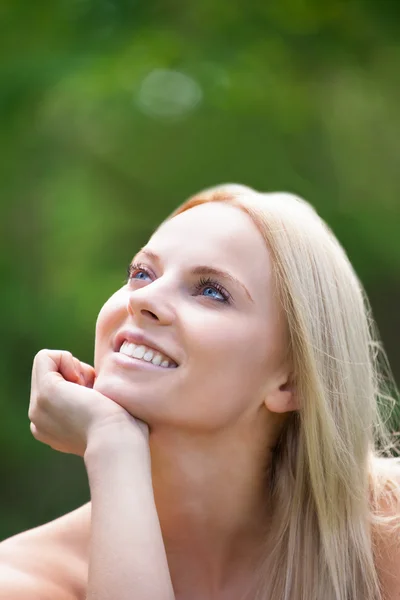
1,0,399,540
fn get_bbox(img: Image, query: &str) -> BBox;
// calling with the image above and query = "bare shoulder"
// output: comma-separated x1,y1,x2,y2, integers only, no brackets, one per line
0,502,91,600
0,563,76,600
373,458,400,599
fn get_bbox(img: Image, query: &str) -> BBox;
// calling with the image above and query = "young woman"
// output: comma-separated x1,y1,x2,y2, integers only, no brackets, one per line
0,184,399,600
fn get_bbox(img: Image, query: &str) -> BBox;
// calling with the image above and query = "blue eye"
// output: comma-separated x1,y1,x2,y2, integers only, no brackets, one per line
202,286,225,301
195,277,230,303
125,264,231,304
133,271,150,280
126,263,152,282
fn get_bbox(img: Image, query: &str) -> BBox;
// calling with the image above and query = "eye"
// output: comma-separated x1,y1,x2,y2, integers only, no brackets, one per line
194,277,231,303
202,287,225,300
125,265,231,304
126,262,153,283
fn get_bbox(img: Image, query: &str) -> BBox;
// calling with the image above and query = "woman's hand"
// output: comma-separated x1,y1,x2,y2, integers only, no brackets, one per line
28,349,149,457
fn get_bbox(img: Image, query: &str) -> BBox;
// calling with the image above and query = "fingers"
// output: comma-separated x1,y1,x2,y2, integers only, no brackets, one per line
70,356,96,387
34,349,82,385
29,348,98,457
79,361,96,388
34,349,73,383
32,348,97,395
30,350,80,427
72,356,85,384
60,353,82,383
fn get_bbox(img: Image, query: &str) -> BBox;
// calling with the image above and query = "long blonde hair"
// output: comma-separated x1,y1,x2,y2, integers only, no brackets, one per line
169,184,400,600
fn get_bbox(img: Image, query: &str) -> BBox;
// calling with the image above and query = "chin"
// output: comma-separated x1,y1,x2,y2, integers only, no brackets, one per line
94,372,133,403
93,372,158,422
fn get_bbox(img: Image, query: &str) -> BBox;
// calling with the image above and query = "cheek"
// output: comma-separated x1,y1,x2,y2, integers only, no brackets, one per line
185,316,270,401
189,314,267,369
94,292,126,370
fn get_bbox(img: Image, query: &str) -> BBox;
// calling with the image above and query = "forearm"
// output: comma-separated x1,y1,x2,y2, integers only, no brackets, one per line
84,429,175,600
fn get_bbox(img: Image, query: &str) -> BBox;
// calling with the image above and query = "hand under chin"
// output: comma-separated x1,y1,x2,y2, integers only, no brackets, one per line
93,373,133,410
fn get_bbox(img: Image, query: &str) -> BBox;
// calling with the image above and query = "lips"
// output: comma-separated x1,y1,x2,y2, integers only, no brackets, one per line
113,328,179,367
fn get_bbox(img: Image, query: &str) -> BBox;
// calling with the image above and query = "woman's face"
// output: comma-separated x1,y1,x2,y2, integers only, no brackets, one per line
94,202,287,432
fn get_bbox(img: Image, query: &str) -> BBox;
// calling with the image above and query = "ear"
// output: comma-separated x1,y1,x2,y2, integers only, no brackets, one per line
264,377,299,414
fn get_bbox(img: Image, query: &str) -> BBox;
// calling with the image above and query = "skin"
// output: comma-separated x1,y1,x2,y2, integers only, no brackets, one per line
2,201,399,599
1,201,297,599
92,202,297,597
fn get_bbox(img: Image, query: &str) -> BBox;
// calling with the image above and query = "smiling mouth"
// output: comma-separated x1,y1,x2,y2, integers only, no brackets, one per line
118,341,178,369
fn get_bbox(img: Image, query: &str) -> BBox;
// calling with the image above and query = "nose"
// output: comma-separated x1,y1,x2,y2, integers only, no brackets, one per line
126,281,175,326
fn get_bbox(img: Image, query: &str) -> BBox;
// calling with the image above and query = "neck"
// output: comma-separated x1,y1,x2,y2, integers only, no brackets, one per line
149,413,276,596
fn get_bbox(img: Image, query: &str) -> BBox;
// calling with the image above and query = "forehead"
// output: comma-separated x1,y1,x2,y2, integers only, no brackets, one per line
147,202,272,292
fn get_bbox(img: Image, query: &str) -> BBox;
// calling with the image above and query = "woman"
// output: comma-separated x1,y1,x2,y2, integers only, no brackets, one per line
0,184,399,600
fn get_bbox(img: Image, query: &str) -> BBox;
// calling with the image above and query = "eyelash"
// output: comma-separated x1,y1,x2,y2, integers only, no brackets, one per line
125,263,231,303
194,276,231,303
126,262,151,283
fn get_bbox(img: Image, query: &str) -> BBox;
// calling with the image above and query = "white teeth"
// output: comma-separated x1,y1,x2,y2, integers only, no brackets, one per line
132,345,146,359
120,341,133,354
119,341,175,368
151,354,162,366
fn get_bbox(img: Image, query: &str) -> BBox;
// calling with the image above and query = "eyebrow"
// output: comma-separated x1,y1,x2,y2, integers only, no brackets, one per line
135,248,253,302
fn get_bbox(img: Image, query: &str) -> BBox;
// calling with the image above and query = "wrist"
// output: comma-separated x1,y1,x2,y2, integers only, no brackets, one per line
84,425,151,474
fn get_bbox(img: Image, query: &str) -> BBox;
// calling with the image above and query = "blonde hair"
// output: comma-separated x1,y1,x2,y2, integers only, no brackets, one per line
169,184,400,600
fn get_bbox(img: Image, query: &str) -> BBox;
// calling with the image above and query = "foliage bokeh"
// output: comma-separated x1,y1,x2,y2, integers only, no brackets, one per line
1,0,399,540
